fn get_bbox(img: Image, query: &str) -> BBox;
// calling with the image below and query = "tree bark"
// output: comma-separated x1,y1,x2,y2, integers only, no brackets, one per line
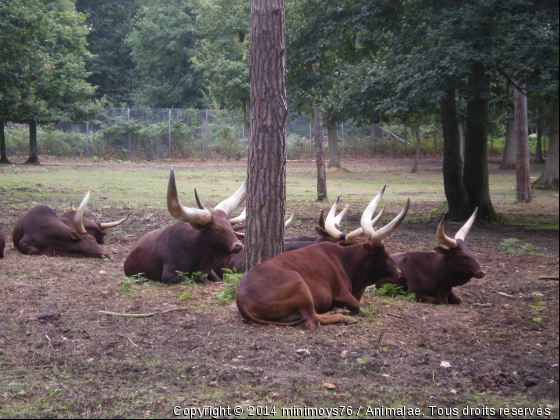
500,119,516,169
326,112,341,168
463,62,496,220
25,120,40,165
0,120,10,164
243,0,287,272
459,122,466,161
314,106,328,201
411,124,421,173
515,83,532,202
440,88,471,220
534,98,559,190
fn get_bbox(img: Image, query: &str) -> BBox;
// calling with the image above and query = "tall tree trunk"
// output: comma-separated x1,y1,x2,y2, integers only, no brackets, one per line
535,108,545,164
515,83,532,202
500,119,516,169
25,120,40,165
326,112,341,168
314,106,328,201
0,120,10,164
243,0,287,272
463,62,496,220
459,122,466,161
411,124,421,173
440,88,471,220
534,98,559,190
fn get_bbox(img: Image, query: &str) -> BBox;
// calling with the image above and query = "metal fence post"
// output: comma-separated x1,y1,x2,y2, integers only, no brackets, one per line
204,109,209,160
341,122,345,155
242,124,245,155
309,124,312,156
127,107,131,158
86,121,90,156
168,108,172,159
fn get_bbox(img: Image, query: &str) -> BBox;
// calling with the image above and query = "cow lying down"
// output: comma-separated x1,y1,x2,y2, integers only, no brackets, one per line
237,187,410,330
0,230,5,258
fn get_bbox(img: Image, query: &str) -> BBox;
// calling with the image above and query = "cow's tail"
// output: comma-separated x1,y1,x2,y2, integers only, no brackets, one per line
236,298,305,327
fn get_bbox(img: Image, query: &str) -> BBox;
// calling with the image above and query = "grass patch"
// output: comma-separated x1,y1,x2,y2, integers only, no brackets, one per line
366,284,417,302
500,238,536,255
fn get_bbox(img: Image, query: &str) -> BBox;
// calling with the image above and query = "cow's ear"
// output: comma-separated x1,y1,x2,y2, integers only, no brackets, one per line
315,227,329,237
363,242,375,254
69,232,79,241
188,222,204,231
434,246,450,255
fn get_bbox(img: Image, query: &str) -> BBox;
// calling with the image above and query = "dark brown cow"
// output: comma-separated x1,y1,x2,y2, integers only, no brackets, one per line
384,209,486,304
237,189,410,330
124,170,246,283
0,230,5,258
12,191,109,258
57,208,129,244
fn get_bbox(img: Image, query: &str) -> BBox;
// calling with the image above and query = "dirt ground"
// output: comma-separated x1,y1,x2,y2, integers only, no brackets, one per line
0,158,558,418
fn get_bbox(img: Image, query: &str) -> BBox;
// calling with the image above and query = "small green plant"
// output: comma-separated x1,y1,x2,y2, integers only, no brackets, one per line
360,304,379,317
91,156,104,163
177,271,207,285
429,202,448,221
500,238,535,255
530,300,546,324
121,273,150,293
216,270,243,304
366,284,416,302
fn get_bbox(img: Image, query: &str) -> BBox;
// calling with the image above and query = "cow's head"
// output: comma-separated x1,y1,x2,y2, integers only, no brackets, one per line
63,191,109,258
60,208,129,245
435,208,486,285
167,170,245,258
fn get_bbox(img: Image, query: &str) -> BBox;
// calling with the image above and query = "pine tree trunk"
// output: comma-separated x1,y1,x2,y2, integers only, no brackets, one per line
243,0,287,272
314,106,328,201
515,84,532,202
440,88,471,220
25,120,40,165
500,119,516,169
0,120,10,164
411,124,421,173
326,113,341,168
463,62,496,220
534,98,559,190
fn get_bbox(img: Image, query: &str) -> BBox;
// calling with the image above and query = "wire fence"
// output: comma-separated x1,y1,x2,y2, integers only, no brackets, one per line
5,107,446,160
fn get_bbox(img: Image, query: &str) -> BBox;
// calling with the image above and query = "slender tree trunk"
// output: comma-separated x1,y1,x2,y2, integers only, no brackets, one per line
314,106,328,201
326,113,341,168
459,122,466,161
243,98,250,156
515,83,532,202
500,119,516,169
440,88,471,220
25,120,40,165
0,120,10,164
463,62,496,220
534,98,559,190
411,124,421,173
243,0,287,272
535,108,545,163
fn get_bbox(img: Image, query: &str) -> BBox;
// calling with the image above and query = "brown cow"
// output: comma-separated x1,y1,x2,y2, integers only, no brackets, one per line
57,205,129,245
12,191,109,258
386,208,486,304
236,188,410,330
124,170,246,283
0,230,5,258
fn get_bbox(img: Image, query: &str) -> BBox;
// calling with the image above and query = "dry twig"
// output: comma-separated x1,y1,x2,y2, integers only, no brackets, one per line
98,308,188,318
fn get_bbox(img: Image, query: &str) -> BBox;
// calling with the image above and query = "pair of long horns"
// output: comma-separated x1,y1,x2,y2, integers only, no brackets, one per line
167,170,247,225
437,208,478,249
342,186,410,246
72,192,130,233
229,209,294,229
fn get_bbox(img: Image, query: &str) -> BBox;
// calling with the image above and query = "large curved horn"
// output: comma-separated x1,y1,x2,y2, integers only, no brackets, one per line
370,199,410,247
325,197,349,240
437,216,458,249
455,207,478,242
100,214,130,230
214,180,247,217
167,169,212,225
74,190,90,234
360,186,386,240
229,207,246,225
285,214,294,228
345,205,386,245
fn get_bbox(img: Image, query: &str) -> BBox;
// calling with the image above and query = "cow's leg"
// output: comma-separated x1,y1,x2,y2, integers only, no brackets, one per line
207,270,221,282
161,266,183,284
17,242,41,255
334,291,362,315
448,289,463,304
316,312,358,326
416,294,443,305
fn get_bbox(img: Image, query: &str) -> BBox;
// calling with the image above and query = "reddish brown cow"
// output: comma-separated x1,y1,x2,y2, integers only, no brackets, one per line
124,170,246,283
237,189,410,330
0,230,5,258
384,209,486,304
57,208,129,244
12,192,109,258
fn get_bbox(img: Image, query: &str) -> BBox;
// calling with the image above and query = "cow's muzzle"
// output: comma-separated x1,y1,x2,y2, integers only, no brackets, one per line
231,242,243,254
474,270,486,279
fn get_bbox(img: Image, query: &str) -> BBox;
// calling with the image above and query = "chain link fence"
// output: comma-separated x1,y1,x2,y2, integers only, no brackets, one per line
5,107,437,161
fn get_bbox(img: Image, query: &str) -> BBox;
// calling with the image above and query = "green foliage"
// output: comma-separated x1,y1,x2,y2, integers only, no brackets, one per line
121,273,151,293
177,271,207,285
500,238,535,255
216,270,243,304
366,284,416,302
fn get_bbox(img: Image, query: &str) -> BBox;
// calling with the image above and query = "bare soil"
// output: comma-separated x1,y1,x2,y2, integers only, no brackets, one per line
0,159,558,418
